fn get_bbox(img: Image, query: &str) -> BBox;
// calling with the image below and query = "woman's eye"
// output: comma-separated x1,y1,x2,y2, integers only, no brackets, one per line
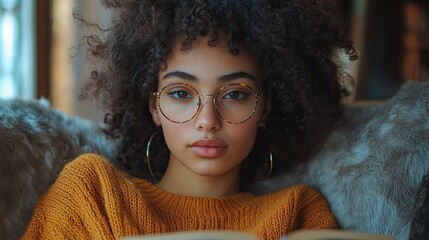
223,91,250,100
168,90,192,99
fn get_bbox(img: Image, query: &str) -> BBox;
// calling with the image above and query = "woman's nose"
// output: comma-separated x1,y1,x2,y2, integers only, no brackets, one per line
194,96,222,131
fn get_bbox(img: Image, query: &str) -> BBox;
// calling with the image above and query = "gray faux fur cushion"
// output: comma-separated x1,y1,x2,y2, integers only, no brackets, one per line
0,81,428,239
253,80,429,240
410,170,429,240
0,99,119,240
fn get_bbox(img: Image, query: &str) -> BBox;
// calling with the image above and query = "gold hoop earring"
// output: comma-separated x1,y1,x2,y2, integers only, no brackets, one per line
255,146,273,181
146,132,158,179
264,147,273,179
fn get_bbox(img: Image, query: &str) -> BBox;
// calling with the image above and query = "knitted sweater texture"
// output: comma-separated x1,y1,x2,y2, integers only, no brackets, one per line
22,154,337,240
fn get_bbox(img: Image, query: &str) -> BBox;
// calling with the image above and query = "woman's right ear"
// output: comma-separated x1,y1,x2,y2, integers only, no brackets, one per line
149,94,162,126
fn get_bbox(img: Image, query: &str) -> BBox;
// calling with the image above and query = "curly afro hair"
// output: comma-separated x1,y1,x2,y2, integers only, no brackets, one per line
79,0,356,187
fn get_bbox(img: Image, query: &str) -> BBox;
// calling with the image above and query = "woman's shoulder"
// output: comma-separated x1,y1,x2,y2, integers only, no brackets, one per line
257,184,327,207
57,153,131,188
66,153,113,170
47,153,152,205
62,153,121,178
256,184,337,228
268,184,321,198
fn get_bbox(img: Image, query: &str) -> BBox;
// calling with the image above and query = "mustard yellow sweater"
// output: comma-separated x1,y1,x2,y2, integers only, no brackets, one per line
22,154,336,240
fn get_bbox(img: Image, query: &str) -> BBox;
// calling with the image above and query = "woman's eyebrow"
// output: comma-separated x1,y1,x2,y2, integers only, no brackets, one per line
162,71,197,82
162,71,257,83
219,72,257,83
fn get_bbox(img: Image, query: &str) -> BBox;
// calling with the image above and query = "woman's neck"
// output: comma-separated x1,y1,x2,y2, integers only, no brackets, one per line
155,158,240,198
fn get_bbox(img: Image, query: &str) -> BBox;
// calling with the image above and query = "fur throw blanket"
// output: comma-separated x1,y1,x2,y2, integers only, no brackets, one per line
253,80,429,240
0,81,428,240
0,99,119,239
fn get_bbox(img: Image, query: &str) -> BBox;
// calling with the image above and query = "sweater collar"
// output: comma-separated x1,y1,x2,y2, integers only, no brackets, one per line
133,178,256,216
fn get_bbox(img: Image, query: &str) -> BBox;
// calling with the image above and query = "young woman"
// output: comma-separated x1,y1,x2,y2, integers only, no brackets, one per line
22,0,356,239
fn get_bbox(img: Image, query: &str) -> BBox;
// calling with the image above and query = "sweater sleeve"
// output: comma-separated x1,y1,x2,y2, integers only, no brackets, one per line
20,154,115,240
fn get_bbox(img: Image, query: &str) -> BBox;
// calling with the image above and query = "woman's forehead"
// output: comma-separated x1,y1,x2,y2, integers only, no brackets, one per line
160,37,263,87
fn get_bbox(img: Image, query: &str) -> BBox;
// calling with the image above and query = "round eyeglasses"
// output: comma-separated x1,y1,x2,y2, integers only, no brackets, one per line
153,82,264,124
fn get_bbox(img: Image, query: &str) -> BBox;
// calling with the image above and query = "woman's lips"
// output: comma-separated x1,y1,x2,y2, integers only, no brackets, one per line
190,139,228,158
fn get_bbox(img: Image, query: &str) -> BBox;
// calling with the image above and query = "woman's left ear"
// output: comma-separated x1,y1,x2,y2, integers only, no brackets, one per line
258,98,271,128
149,94,162,126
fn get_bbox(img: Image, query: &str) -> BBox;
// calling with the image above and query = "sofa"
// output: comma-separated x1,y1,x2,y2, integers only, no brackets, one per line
0,81,428,240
